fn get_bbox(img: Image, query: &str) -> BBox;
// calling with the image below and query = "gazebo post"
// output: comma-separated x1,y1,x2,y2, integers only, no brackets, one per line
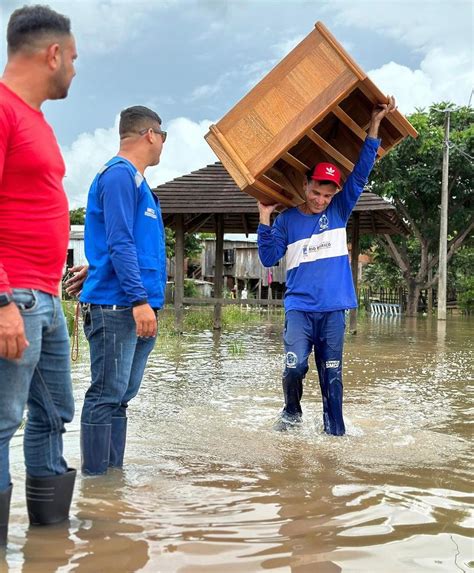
213,214,224,329
349,212,360,334
174,214,185,331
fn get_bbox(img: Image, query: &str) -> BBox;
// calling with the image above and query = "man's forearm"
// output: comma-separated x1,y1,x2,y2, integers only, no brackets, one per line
368,120,381,139
109,246,148,304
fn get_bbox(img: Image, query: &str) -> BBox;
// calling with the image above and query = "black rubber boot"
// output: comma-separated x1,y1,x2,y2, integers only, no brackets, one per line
282,371,304,416
26,468,76,526
81,423,111,476
109,417,127,468
0,484,13,546
273,372,304,431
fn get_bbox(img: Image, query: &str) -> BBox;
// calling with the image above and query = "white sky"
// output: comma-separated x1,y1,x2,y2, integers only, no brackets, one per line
1,0,472,208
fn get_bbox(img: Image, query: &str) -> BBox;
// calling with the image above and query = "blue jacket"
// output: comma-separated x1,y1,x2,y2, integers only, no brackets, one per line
80,156,166,308
257,137,380,313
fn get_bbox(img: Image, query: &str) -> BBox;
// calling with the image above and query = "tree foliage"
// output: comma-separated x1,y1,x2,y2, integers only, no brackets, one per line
165,227,204,259
362,245,403,290
369,103,473,314
69,207,86,225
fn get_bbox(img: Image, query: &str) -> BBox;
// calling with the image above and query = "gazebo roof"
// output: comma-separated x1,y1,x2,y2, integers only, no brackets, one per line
155,162,408,235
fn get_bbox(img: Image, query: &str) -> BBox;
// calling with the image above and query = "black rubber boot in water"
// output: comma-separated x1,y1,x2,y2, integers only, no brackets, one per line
81,423,111,475
0,484,13,546
282,371,304,417
109,417,127,468
273,372,304,431
26,468,76,526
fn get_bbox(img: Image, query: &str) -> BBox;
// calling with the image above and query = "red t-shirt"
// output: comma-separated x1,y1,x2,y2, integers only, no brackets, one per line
0,82,69,296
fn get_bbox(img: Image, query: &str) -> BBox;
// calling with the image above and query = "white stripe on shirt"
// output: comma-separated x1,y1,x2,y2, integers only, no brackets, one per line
286,227,348,271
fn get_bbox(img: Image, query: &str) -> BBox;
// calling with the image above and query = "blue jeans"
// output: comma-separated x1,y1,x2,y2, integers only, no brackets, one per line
0,290,74,491
81,305,156,424
282,310,346,435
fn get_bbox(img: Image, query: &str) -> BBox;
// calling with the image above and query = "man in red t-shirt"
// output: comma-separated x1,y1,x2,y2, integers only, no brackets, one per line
0,5,77,545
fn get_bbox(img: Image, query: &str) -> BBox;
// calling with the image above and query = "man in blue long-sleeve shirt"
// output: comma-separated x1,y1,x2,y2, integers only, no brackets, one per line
79,105,167,474
258,98,396,435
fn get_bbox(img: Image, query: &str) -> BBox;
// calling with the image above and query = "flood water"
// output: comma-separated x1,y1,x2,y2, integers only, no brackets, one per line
2,313,473,572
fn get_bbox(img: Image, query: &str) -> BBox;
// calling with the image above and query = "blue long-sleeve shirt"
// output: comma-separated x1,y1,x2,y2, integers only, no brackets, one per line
257,136,380,312
80,157,166,308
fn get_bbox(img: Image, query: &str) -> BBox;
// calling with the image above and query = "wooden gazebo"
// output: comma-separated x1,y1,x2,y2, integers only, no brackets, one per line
155,162,408,331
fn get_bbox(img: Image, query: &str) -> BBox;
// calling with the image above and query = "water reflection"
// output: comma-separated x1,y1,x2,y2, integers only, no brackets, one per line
21,520,74,573
258,452,343,573
71,474,149,572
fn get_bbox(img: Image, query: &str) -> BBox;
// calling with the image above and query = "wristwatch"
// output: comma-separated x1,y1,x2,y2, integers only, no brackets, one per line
0,292,13,307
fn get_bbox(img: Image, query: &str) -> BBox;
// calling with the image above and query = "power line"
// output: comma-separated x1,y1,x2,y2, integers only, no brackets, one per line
448,142,474,162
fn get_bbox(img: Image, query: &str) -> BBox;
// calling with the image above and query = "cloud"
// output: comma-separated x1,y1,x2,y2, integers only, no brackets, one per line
368,62,432,113
146,117,218,187
61,120,119,208
187,77,230,102
2,0,168,56
187,59,278,102
195,20,226,42
62,115,217,208
369,47,473,113
271,34,305,59
328,1,473,111
330,1,471,53
189,30,310,103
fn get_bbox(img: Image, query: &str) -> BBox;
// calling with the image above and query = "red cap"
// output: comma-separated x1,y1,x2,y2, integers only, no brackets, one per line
311,162,342,188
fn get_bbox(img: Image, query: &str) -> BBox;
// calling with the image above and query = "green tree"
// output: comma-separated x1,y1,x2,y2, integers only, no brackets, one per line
165,228,204,259
370,103,473,315
362,245,404,290
69,207,85,225
449,244,474,313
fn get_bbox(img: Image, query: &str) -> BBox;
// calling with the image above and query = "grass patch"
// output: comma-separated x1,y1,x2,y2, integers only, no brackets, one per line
160,305,281,333
222,305,265,326
61,301,284,341
229,339,244,355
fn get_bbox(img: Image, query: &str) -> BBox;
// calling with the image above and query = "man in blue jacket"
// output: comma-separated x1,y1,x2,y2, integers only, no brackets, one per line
79,105,167,474
258,98,395,435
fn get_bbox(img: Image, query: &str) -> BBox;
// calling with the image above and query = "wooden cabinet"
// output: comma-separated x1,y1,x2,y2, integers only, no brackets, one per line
205,22,417,206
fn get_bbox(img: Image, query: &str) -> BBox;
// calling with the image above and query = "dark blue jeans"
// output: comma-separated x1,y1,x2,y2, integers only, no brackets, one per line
283,310,346,435
0,290,74,491
81,305,156,425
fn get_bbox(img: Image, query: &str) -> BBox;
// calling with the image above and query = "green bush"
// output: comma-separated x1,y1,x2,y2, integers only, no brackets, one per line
183,279,198,298
457,276,474,314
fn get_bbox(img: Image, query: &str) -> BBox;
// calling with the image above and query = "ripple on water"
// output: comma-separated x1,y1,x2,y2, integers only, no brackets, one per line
4,316,473,572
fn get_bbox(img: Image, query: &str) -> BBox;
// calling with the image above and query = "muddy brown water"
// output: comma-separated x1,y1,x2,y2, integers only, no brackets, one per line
2,314,473,572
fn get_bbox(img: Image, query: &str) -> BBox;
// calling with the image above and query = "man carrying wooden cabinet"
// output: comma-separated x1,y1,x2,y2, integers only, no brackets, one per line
257,97,396,435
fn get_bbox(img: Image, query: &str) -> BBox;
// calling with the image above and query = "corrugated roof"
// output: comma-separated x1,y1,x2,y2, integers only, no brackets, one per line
153,161,409,235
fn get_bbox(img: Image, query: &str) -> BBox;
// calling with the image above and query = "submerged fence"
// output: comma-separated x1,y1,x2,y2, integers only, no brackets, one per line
360,286,458,315
360,287,405,315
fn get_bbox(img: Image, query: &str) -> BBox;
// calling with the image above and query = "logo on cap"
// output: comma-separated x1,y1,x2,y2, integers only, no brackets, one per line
311,162,342,187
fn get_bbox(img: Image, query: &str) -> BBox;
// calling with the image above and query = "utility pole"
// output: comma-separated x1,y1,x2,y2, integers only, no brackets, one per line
437,110,450,320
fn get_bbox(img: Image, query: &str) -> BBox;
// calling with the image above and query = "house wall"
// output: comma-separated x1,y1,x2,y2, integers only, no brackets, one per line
68,238,87,267
202,239,286,284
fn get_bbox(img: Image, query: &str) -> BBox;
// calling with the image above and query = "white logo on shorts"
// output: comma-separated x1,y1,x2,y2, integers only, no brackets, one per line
285,352,298,368
326,360,340,369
